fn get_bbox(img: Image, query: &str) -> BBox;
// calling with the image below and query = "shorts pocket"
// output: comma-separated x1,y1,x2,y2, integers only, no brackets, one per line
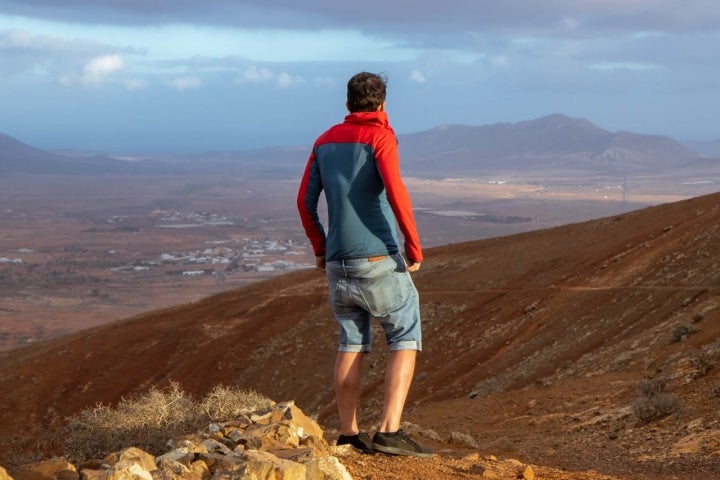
358,271,410,317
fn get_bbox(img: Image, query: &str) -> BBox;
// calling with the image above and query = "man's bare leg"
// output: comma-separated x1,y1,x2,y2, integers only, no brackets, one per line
378,349,417,432
335,351,364,435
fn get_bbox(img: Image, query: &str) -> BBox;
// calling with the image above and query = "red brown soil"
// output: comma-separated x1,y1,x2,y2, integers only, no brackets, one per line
2,192,720,479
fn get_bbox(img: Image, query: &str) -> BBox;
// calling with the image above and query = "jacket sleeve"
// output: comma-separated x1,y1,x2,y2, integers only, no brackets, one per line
297,149,327,257
374,134,424,263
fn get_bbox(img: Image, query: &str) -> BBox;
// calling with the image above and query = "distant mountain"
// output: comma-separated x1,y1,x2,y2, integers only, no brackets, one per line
399,113,701,176
1,114,704,177
0,132,148,174
210,113,703,179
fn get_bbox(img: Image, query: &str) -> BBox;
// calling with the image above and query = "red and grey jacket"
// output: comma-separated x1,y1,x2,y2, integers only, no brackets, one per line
297,111,423,263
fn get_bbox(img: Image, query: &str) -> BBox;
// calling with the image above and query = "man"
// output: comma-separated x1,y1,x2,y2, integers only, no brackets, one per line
297,72,431,458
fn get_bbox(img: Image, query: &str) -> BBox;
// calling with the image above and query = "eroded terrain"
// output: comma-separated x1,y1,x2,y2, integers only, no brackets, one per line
0,171,716,350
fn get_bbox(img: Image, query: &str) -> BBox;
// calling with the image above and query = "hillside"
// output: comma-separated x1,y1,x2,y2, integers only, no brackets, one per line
0,132,146,175
1,192,720,478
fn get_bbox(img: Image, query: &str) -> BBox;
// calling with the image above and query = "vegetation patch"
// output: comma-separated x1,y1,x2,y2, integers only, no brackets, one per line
690,342,720,378
632,378,682,424
670,324,699,344
60,382,271,462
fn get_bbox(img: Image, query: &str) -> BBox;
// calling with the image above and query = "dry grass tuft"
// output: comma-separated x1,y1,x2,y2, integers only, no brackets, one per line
60,382,271,461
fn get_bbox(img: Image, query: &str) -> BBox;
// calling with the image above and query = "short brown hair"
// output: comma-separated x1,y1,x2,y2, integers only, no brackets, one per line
346,72,387,112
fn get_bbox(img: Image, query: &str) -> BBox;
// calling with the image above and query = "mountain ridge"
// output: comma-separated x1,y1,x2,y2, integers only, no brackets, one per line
0,132,147,175
1,114,705,177
399,113,700,175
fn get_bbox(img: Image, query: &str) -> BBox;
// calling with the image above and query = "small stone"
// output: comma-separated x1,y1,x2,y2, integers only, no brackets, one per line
522,465,535,480
448,431,479,449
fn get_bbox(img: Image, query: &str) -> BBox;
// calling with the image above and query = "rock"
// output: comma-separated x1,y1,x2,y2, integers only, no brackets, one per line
194,453,245,475
244,422,302,450
0,466,14,480
481,470,499,478
116,448,157,473
7,401,348,480
151,460,199,480
243,450,306,479
274,401,324,440
448,431,479,449
105,463,152,480
77,470,106,480
14,459,78,480
187,462,209,480
329,445,357,458
155,448,195,465
305,456,352,480
200,439,233,456
521,464,535,480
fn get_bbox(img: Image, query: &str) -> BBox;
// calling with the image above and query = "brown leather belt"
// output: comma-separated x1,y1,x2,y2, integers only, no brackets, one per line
368,255,387,262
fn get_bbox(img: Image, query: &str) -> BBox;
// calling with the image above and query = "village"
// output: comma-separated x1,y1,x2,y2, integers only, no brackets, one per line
101,209,316,280
109,236,314,280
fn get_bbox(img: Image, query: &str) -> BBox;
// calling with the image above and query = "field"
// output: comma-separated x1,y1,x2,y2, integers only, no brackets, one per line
0,171,714,351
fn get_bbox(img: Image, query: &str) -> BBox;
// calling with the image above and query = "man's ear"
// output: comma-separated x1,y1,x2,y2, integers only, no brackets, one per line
377,101,386,112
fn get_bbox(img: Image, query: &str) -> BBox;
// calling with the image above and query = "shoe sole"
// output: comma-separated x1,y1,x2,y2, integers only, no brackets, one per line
372,444,434,458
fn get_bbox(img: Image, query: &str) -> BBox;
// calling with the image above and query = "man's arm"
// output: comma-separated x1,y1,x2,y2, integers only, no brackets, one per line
297,151,327,259
374,135,423,264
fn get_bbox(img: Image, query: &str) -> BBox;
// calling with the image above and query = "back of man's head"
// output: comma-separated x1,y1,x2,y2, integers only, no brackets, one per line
347,72,387,112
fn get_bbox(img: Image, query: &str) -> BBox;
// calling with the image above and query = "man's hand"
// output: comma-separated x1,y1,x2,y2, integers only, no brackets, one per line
406,261,421,272
316,256,326,270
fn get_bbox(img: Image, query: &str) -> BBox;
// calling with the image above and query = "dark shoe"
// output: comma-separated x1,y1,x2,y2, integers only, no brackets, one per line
336,431,375,454
372,429,434,458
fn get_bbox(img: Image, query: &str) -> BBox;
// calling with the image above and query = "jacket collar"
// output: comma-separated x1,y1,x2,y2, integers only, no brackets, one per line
344,111,390,128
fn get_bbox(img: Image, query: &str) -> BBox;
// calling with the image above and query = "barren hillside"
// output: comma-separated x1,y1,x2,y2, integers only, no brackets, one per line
1,192,719,478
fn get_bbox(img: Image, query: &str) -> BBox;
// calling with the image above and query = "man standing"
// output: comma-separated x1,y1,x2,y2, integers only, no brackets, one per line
297,72,431,457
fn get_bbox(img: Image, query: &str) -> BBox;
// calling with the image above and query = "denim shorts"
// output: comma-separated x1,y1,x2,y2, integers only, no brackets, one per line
325,253,421,352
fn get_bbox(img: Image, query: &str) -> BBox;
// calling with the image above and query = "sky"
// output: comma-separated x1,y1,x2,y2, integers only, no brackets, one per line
1,0,719,154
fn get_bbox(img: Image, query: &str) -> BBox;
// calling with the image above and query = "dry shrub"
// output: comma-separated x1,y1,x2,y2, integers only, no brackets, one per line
632,378,682,423
200,384,273,421
690,342,720,378
670,325,699,343
691,350,720,377
61,382,271,462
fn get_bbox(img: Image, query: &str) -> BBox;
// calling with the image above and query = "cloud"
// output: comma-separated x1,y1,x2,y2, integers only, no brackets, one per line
410,69,426,83
236,65,303,88
58,53,124,86
239,65,274,83
2,1,719,35
83,54,123,83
